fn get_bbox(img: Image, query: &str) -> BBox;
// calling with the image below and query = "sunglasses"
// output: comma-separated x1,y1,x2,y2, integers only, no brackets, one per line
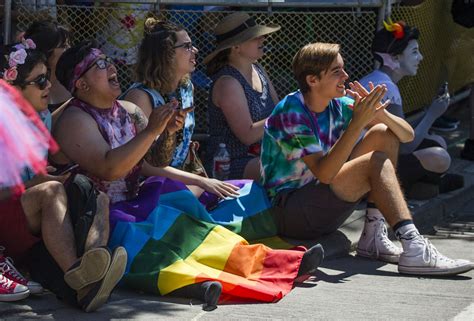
79,56,114,79
24,70,51,90
173,42,194,52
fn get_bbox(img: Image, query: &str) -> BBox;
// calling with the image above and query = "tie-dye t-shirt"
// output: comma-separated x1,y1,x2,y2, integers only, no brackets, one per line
260,90,354,198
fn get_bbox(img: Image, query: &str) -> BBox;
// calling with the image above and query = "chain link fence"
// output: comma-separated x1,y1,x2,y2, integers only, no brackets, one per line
14,2,379,133
15,1,472,129
392,0,474,113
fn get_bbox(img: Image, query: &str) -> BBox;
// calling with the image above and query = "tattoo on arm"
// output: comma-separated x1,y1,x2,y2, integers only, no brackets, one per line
131,106,149,133
145,130,177,167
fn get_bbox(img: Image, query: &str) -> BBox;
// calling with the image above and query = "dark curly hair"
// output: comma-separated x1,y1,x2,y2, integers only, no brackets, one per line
1,44,47,89
55,39,98,93
24,20,70,61
134,17,186,94
372,21,419,64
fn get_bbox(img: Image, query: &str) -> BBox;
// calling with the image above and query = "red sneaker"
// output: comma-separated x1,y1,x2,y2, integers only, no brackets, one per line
0,249,43,294
0,273,29,302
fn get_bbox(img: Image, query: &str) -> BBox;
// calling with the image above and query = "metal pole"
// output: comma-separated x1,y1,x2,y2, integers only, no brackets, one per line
3,0,12,45
373,0,388,69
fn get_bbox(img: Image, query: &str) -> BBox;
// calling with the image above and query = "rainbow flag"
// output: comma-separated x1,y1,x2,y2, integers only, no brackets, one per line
109,177,304,303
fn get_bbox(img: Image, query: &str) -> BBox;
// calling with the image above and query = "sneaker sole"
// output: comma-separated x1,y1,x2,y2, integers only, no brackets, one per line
0,289,30,302
81,246,127,312
356,248,400,264
27,284,44,295
398,263,474,276
431,126,458,132
64,247,111,291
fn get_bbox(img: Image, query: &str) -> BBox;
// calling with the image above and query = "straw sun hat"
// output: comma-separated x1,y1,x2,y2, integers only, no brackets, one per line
203,12,281,64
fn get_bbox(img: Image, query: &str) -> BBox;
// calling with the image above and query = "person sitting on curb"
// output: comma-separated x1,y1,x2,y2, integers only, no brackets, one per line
260,42,473,275
359,20,464,200
204,12,280,180
0,39,126,311
122,17,239,199
24,19,72,111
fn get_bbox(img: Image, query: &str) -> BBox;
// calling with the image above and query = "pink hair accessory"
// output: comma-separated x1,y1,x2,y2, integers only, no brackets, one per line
8,49,27,67
2,38,37,83
3,66,18,82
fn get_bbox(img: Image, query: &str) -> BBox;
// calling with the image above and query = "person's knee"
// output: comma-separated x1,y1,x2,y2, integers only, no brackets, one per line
372,124,398,142
369,151,394,174
40,181,66,199
416,147,451,173
38,181,68,216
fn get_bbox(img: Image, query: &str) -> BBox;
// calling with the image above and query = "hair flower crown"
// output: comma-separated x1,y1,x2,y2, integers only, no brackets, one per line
383,18,405,40
2,38,37,82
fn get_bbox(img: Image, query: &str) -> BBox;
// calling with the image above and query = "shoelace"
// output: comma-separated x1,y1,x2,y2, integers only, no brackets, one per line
375,219,400,254
420,237,454,265
0,274,14,289
0,257,26,283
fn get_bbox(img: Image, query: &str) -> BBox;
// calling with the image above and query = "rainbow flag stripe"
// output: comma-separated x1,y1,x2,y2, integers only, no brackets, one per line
109,177,303,303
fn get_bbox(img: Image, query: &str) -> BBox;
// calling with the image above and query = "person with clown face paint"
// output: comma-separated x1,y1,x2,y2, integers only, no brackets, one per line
360,19,464,201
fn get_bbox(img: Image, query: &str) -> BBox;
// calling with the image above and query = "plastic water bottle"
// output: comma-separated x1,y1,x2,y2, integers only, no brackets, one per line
212,143,230,180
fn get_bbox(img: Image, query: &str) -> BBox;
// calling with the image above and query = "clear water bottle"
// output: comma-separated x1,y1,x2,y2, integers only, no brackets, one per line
212,143,231,180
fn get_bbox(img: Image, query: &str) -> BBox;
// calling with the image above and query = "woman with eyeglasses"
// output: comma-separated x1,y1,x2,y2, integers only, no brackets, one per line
24,20,71,111
122,17,239,199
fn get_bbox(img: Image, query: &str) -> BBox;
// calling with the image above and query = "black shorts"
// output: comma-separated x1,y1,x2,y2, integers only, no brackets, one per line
271,180,360,240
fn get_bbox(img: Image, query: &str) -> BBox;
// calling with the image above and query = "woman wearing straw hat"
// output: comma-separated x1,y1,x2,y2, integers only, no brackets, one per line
204,12,280,180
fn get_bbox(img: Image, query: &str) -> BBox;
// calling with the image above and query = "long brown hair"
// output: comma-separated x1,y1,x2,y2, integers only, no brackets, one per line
205,48,231,77
134,17,185,93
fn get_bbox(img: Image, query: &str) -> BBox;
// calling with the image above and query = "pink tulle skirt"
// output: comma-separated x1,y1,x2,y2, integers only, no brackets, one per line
0,80,58,193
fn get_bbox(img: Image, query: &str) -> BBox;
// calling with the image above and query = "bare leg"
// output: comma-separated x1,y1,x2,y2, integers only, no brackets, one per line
349,124,403,207
330,151,412,227
84,192,110,252
243,157,261,181
412,147,450,173
187,185,204,198
21,181,77,272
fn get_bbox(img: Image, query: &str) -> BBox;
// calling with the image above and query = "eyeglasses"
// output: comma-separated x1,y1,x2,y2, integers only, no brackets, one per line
24,70,51,90
173,42,194,52
79,56,114,79
85,56,113,73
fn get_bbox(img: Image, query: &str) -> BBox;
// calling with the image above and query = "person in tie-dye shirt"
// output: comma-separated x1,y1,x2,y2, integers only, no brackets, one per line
260,43,474,276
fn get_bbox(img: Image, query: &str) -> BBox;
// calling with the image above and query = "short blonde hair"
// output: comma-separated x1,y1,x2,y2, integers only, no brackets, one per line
292,43,340,94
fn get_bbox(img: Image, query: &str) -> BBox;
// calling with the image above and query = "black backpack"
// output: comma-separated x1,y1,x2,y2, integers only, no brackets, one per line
451,0,474,28
65,174,99,257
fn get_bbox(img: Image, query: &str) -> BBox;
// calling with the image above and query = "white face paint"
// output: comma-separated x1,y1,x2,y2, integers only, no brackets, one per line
397,39,423,76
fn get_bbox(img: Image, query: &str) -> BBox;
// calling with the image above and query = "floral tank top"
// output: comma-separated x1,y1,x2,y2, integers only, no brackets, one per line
68,98,142,203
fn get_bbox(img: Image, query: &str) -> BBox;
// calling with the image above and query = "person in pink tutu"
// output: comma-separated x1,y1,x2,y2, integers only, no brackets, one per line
0,39,125,311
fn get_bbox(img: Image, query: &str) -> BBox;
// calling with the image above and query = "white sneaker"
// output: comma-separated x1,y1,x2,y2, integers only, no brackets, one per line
357,217,402,264
398,235,474,276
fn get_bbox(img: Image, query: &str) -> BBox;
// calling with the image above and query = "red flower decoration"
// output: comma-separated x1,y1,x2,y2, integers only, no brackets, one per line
120,15,136,30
